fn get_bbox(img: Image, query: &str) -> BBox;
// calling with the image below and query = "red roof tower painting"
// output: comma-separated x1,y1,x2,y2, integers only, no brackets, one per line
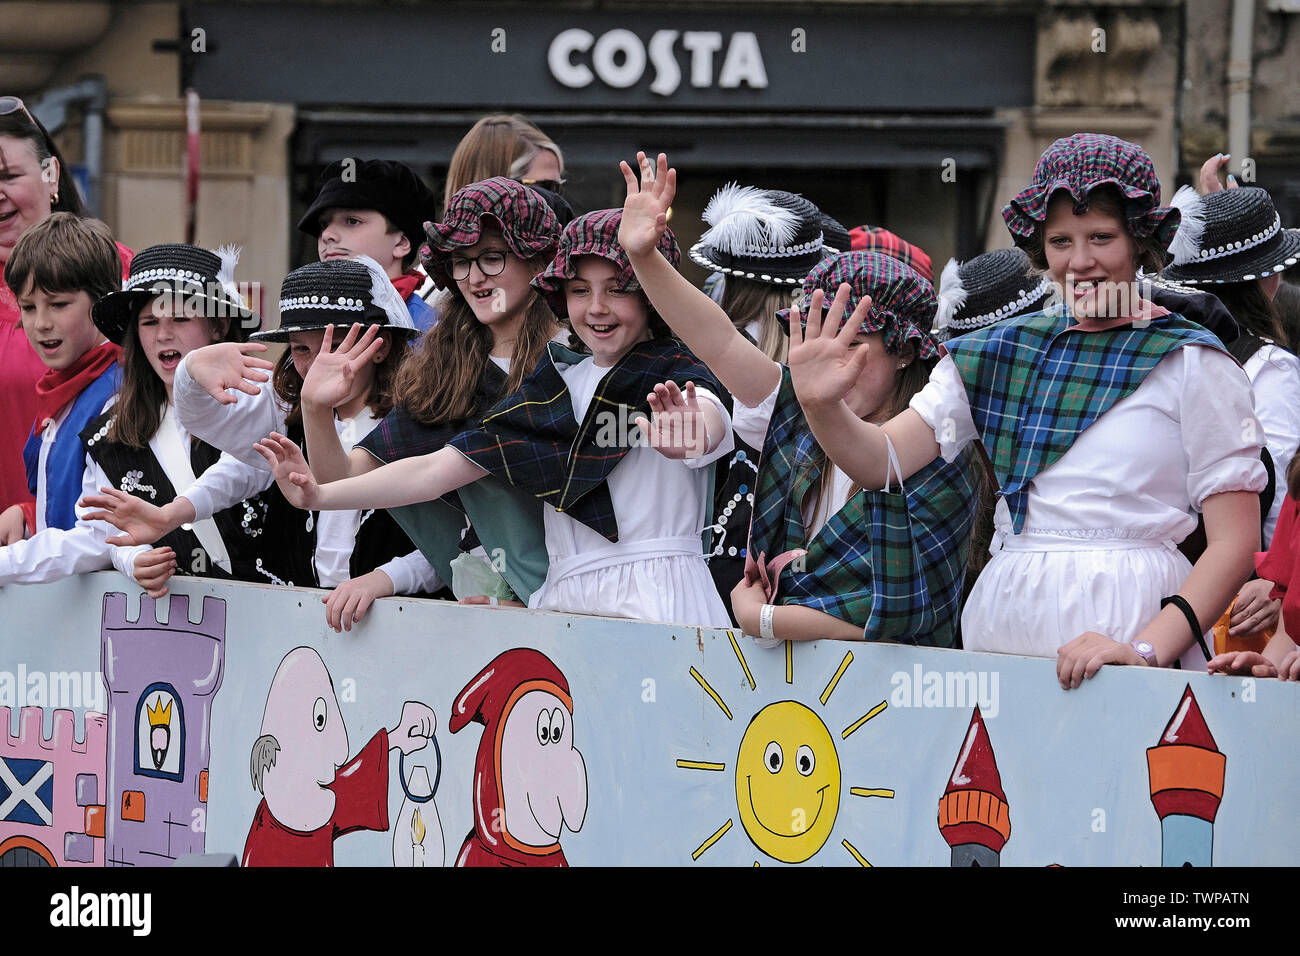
938,705,1010,866
1146,684,1224,867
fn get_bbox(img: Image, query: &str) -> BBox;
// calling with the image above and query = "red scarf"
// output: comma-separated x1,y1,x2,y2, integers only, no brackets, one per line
390,270,423,302
32,341,120,435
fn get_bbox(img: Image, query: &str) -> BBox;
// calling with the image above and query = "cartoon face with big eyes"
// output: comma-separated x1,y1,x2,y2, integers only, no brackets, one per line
734,701,842,863
498,687,588,849
259,647,350,832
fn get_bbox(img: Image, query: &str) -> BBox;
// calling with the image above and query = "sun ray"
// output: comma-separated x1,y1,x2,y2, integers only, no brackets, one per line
785,640,793,684
727,630,756,690
850,787,895,799
820,650,854,706
842,838,872,867
841,700,888,740
689,666,733,720
676,759,726,772
691,819,733,861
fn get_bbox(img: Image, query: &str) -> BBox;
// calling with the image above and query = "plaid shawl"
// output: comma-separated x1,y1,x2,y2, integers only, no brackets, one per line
449,338,724,542
944,307,1227,533
748,368,980,645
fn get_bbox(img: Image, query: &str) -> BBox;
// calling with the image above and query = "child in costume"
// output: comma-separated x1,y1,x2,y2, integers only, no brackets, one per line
82,256,436,630
298,158,441,332
255,204,736,628
789,133,1266,684
2,242,258,591
620,152,979,644
0,214,122,563
687,185,843,621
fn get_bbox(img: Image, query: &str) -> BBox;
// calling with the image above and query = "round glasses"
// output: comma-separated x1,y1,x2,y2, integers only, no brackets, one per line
449,250,509,281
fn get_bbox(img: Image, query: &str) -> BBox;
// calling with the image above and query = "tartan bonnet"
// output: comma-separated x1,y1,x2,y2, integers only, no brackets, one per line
1002,133,1182,251
422,177,560,289
777,250,940,359
532,208,679,319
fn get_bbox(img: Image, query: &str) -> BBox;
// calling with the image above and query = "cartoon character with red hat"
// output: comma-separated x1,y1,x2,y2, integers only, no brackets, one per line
450,648,588,866
242,646,437,867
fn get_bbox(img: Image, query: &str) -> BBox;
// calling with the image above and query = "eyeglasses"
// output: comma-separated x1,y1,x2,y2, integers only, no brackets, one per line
514,177,567,194
0,96,38,127
449,250,509,281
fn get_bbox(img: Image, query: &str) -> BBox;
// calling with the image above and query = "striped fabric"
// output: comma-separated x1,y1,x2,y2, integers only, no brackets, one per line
944,306,1228,533
449,338,724,542
1002,133,1180,248
748,368,980,645
423,177,559,289
533,209,679,318
777,251,940,360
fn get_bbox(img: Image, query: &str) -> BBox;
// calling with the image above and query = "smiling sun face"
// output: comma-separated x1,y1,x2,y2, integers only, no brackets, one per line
735,700,842,863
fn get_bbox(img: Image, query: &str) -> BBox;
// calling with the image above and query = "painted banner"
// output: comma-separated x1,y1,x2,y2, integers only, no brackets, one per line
1,572,1295,867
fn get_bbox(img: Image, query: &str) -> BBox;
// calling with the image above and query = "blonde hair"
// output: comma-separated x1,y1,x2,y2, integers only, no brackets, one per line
443,114,563,209
719,278,796,363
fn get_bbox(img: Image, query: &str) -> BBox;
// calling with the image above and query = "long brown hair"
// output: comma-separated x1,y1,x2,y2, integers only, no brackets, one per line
720,278,795,362
395,286,556,426
108,315,225,448
1212,279,1288,350
443,114,563,210
273,329,410,428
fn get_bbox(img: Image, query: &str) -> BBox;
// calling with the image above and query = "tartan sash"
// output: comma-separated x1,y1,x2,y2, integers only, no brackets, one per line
944,308,1228,533
748,368,979,645
449,339,724,542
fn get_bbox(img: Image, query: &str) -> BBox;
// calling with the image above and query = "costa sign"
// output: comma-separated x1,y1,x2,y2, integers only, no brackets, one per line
547,28,768,95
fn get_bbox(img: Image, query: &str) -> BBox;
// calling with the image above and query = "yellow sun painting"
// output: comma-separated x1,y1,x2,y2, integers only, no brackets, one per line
676,633,895,865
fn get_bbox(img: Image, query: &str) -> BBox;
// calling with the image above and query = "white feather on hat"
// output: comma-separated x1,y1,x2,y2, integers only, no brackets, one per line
214,244,244,305
699,183,797,253
933,257,967,333
1167,184,1206,267
355,254,415,331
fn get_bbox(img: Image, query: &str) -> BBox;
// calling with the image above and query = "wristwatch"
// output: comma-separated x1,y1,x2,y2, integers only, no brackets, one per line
1130,640,1158,666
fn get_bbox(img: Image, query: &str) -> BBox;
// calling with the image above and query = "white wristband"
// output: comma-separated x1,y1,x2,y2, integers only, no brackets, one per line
759,603,776,641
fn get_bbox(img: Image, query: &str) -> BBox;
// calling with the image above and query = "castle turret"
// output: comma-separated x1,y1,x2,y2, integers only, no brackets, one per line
1147,683,1224,867
938,705,1010,866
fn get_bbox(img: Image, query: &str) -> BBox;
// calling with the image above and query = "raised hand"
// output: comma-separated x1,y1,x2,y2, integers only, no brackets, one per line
80,487,177,546
134,546,177,598
787,285,874,410
300,323,384,413
252,432,321,510
618,151,676,258
635,380,708,459
185,341,275,404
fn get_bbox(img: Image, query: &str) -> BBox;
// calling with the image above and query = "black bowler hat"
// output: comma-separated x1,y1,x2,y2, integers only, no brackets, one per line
1162,186,1300,286
93,243,259,344
251,256,418,343
689,185,834,286
933,248,1053,342
297,159,439,250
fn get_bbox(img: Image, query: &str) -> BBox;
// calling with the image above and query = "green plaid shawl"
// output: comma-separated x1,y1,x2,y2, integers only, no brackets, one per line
944,306,1227,533
749,368,980,645
449,338,725,542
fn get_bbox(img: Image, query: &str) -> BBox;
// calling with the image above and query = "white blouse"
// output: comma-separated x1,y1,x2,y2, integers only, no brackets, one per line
527,355,735,626
1242,343,1300,545
910,346,1267,545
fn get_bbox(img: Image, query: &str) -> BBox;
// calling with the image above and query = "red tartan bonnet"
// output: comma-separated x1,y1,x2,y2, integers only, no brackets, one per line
421,177,560,289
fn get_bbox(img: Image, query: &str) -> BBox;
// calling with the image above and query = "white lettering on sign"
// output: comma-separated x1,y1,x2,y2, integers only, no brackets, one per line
547,28,768,95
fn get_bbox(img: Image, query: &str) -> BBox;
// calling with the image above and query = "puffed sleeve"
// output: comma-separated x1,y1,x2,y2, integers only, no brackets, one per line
1176,345,1267,508
1244,344,1300,543
174,352,287,468
907,354,978,463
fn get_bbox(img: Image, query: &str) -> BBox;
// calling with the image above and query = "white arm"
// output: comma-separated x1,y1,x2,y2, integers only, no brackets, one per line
175,351,286,468
376,550,443,596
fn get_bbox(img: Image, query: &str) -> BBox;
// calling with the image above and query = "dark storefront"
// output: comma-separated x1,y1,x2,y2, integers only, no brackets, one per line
187,2,1035,276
